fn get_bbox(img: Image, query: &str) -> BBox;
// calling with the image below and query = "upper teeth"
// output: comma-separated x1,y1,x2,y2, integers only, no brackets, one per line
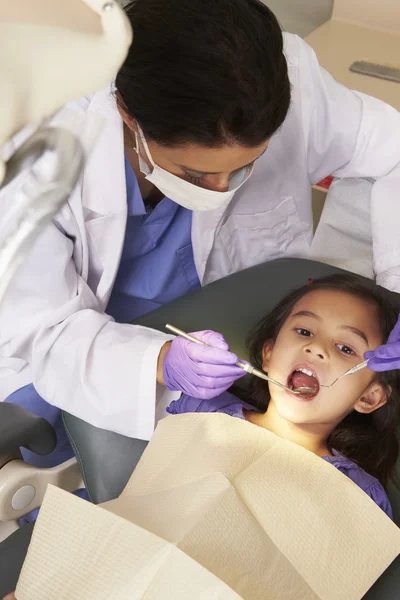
296,368,314,377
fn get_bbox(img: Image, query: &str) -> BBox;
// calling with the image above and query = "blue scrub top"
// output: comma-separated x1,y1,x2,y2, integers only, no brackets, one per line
6,154,200,520
107,153,200,322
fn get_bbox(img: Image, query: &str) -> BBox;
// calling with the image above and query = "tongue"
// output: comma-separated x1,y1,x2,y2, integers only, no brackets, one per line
291,371,317,391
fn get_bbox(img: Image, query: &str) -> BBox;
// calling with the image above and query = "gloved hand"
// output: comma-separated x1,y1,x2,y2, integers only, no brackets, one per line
365,314,400,371
163,330,246,399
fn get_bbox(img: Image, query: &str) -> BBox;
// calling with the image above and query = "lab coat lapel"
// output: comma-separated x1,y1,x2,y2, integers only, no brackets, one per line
82,89,127,302
192,205,228,284
83,88,126,216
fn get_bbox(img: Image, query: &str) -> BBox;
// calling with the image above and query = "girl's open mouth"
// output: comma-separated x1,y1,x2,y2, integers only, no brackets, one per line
287,366,320,399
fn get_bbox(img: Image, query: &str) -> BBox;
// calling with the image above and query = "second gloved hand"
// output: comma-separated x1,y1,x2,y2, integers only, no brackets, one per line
365,314,400,371
163,330,246,399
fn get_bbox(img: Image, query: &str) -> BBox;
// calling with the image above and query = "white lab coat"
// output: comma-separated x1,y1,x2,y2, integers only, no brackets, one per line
1,33,400,439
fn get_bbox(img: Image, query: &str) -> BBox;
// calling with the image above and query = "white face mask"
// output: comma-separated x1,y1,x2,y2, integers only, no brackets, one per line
134,124,254,212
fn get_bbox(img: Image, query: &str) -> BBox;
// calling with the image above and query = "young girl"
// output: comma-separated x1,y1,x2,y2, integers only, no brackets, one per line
167,274,400,519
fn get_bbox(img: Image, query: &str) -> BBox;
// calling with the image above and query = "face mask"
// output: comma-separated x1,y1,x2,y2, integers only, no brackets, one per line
133,124,254,212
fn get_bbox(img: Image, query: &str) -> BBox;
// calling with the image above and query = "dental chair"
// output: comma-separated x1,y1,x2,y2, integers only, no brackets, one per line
0,258,399,598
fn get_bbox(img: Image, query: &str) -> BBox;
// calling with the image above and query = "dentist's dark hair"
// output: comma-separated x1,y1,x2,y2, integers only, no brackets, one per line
246,274,400,489
116,0,290,147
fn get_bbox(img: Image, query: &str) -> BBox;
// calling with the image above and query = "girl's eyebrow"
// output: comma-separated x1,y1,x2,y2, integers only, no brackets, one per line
291,311,369,345
292,310,320,321
339,325,369,345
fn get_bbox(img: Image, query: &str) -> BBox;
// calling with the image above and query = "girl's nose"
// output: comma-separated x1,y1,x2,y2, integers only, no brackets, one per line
304,344,326,361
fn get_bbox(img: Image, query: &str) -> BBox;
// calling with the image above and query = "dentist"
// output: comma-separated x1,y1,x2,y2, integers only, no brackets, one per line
1,0,400,455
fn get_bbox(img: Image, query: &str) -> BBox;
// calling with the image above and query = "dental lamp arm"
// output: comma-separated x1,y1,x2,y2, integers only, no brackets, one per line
0,0,132,158
0,0,132,301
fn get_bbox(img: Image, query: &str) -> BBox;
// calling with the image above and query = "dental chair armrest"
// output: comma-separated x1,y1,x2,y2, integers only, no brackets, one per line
0,458,83,521
0,403,56,458
0,403,81,521
62,412,148,505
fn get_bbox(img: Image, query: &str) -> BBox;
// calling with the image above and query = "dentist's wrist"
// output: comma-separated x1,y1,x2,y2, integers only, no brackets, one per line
157,341,172,385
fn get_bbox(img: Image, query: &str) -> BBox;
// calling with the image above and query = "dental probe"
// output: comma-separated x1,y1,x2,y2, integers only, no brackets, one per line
320,359,369,388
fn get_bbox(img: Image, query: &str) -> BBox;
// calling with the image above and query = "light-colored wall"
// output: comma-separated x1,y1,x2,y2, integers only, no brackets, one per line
306,1,400,226
261,0,332,38
119,0,333,36
260,1,333,228
334,0,400,33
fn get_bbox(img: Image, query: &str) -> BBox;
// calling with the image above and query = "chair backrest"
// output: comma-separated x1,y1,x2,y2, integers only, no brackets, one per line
64,257,399,497
63,258,400,598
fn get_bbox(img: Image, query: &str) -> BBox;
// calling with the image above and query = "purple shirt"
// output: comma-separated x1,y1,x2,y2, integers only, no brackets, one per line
167,392,393,520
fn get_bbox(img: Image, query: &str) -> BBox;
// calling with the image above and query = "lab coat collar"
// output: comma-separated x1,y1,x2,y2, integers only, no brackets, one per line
124,152,146,216
82,87,126,217
78,88,128,303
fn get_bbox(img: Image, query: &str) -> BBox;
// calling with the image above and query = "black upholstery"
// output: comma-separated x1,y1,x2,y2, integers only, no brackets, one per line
363,555,400,599
0,522,34,597
63,413,148,505
0,402,56,456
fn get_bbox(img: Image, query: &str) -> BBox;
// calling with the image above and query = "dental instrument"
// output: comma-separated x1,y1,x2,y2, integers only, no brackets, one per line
165,324,314,394
320,359,370,388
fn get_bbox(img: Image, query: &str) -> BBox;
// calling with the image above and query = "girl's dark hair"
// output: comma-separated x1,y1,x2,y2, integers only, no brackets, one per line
246,274,400,489
116,0,290,147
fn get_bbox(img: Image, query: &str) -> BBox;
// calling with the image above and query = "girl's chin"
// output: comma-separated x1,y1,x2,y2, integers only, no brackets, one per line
273,400,319,423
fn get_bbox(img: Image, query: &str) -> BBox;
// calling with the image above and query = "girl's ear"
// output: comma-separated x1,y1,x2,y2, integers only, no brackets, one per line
262,340,274,371
354,381,390,415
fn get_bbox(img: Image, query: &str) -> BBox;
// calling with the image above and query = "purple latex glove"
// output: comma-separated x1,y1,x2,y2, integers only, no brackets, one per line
163,330,246,399
365,314,400,371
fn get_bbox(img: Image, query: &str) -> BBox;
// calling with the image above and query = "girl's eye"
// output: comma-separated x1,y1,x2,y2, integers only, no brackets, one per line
296,328,313,337
337,344,356,356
